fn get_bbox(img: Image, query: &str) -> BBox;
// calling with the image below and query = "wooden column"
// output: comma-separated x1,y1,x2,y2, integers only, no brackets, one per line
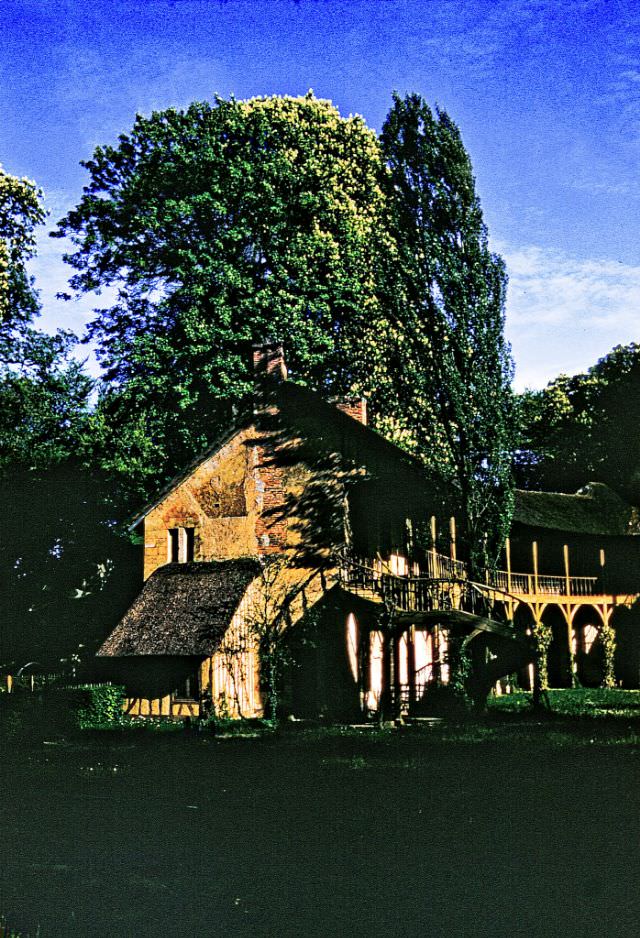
599,548,606,593
407,625,416,708
531,540,543,707
449,517,457,564
430,515,438,577
393,630,403,717
563,544,575,686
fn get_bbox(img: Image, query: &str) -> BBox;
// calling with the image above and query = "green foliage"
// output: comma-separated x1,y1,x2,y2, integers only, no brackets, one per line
517,342,640,504
419,681,470,718
446,637,473,708
0,468,140,668
489,687,640,719
0,331,93,473
0,684,125,739
56,93,386,497
600,621,616,689
0,165,93,475
0,165,45,329
377,93,515,573
71,683,126,728
533,619,553,691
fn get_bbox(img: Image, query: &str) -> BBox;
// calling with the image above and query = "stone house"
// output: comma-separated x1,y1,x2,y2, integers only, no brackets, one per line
98,343,640,717
98,342,455,719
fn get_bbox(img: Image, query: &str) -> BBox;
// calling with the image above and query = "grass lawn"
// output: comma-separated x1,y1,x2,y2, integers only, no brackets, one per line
2,689,639,937
488,687,640,719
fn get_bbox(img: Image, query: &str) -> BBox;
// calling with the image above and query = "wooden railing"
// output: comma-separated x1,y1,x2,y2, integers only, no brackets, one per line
340,550,603,602
490,570,599,596
423,552,468,581
339,555,506,620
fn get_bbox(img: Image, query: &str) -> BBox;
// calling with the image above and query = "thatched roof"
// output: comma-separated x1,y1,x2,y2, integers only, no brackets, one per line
98,559,261,657
513,483,635,536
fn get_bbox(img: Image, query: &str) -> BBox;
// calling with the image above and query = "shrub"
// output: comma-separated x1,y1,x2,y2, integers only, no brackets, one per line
69,684,126,728
0,684,126,739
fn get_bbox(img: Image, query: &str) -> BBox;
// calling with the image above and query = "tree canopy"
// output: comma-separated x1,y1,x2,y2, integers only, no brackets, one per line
0,166,128,671
55,91,515,566
55,93,387,495
517,342,640,505
0,166,93,472
0,165,45,332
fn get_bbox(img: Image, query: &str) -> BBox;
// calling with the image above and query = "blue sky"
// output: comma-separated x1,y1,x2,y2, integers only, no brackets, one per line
2,0,639,389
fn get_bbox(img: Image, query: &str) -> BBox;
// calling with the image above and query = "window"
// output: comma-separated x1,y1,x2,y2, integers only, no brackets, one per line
168,527,196,563
185,527,195,562
173,671,199,701
168,528,180,563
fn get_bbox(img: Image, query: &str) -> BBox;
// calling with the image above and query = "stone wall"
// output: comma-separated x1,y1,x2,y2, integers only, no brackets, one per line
142,428,260,580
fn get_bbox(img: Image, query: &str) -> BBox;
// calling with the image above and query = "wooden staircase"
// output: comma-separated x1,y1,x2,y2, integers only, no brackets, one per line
337,554,528,646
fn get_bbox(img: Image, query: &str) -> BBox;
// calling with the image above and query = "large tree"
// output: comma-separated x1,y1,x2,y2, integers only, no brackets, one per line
55,94,386,497
517,343,640,504
0,166,131,673
377,93,515,574
0,165,93,472
55,91,516,563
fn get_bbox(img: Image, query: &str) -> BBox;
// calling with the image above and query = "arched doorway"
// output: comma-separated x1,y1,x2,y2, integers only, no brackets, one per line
513,603,536,691
543,604,572,688
571,605,604,687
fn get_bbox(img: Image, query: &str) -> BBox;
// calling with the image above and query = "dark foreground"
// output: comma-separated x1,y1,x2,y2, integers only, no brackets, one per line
2,723,639,938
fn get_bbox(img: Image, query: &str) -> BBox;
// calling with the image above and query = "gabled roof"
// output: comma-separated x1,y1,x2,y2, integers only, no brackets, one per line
129,381,451,529
273,381,435,484
128,421,249,530
513,483,636,536
97,559,261,657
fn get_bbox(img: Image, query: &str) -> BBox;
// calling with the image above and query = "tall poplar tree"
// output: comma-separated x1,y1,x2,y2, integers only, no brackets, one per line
378,93,515,575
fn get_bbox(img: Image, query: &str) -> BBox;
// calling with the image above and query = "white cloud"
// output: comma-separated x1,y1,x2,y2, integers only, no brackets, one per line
499,242,640,390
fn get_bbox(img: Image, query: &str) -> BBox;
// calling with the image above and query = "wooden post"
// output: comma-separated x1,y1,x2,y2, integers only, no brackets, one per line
430,515,438,578
563,544,575,687
504,537,514,620
382,630,394,722
531,540,543,705
393,630,403,718
407,625,416,709
599,548,606,593
7,674,13,694
449,517,457,564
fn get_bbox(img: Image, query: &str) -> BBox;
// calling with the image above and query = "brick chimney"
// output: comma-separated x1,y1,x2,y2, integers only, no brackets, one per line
252,341,288,383
252,341,288,553
331,397,368,426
